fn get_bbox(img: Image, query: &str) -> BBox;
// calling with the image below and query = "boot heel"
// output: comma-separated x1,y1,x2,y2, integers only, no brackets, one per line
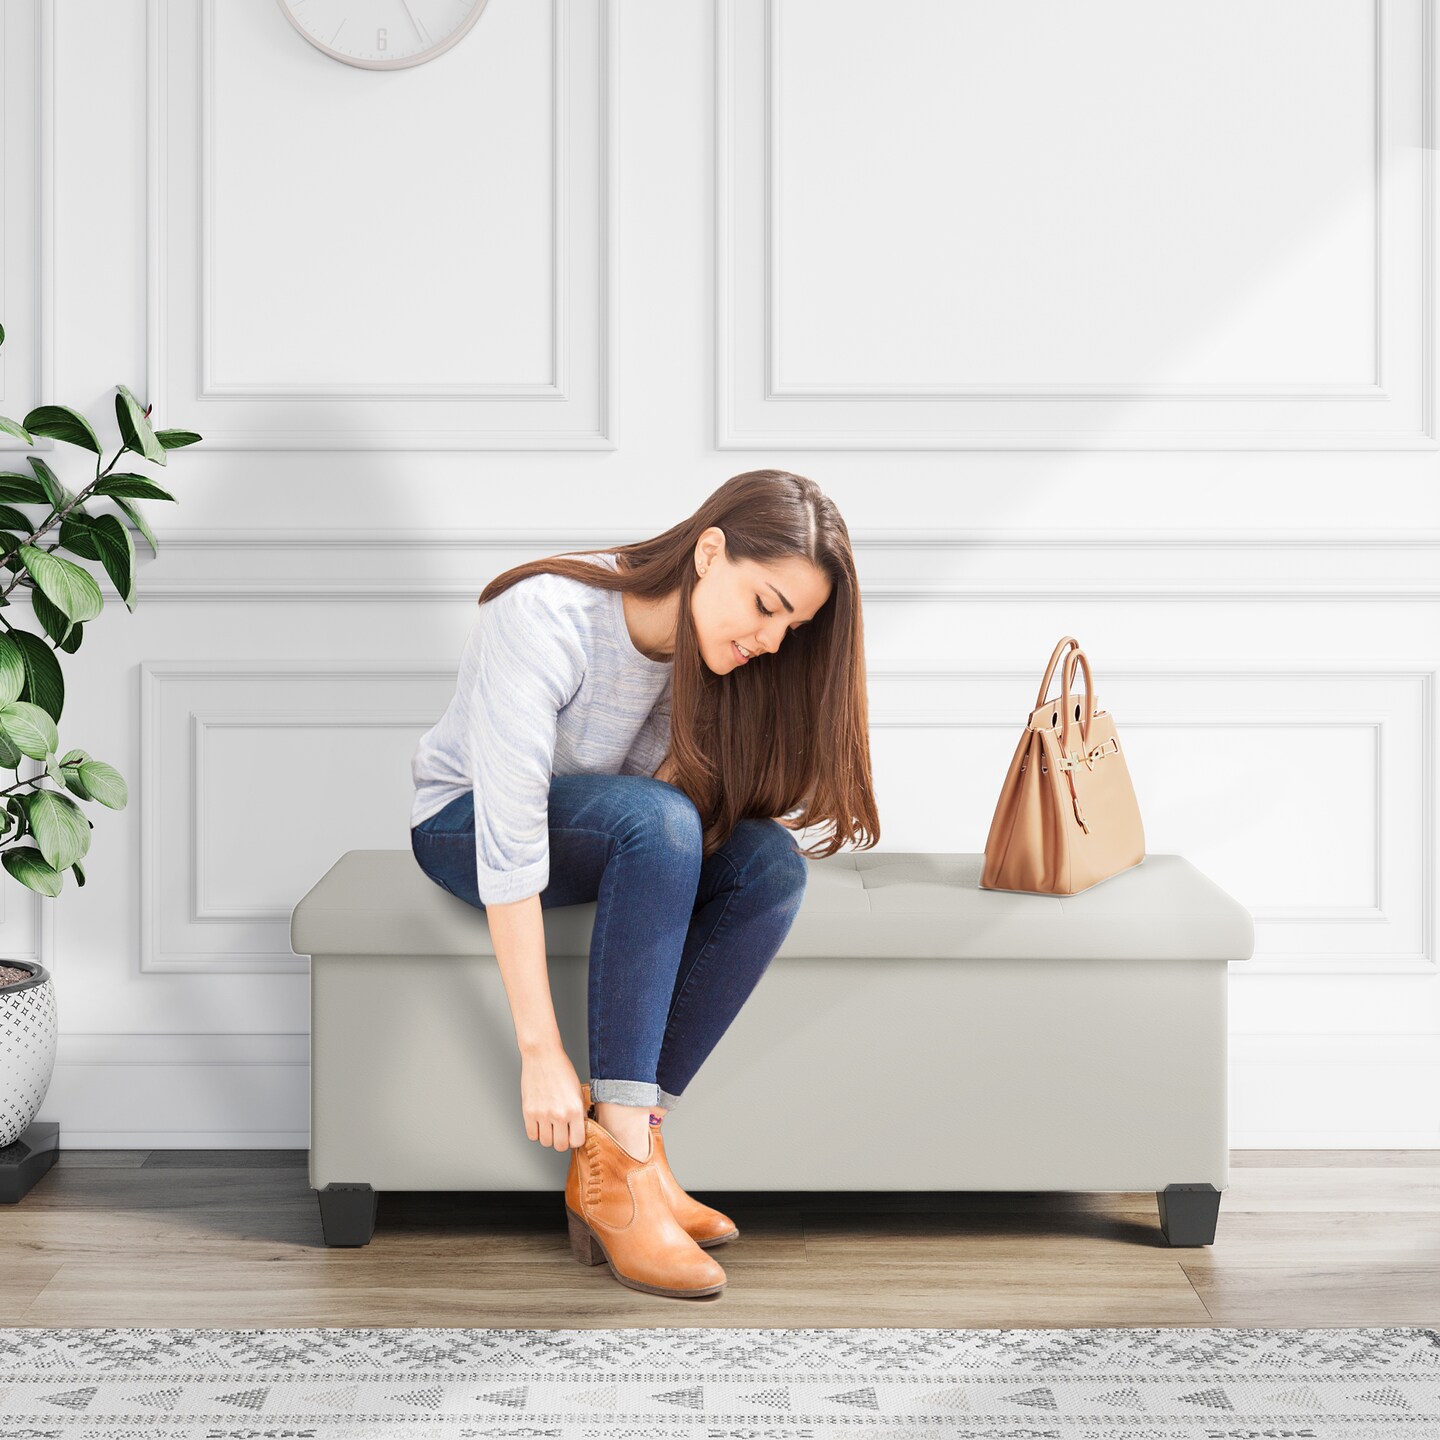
566,1206,606,1266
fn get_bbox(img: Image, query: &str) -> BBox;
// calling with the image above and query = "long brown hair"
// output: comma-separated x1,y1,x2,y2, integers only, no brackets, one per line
478,468,880,861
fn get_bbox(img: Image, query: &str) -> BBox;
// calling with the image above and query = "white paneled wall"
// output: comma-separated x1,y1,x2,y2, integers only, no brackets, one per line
2,0,1436,1147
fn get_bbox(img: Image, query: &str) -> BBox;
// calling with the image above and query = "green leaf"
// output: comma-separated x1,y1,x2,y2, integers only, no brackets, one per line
13,626,68,722
2,845,63,897
155,429,202,449
0,726,24,770
86,514,136,612
76,760,126,809
60,763,93,802
26,456,75,515
55,619,83,655
70,858,85,888
59,749,91,765
25,789,90,871
0,473,50,505
114,385,166,466
0,700,59,759
31,587,76,648
58,511,102,561
91,473,176,502
0,533,24,573
23,405,102,455
0,416,33,444
111,497,158,559
0,504,38,534
18,545,104,623
0,634,26,706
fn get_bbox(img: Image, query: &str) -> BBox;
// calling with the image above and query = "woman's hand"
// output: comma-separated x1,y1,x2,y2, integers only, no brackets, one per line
519,1042,587,1151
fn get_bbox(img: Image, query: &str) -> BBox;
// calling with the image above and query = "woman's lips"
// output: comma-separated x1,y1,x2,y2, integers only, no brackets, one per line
732,641,750,664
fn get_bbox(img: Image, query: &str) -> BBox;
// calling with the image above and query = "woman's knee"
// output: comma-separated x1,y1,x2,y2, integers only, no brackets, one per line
630,775,705,855
738,817,809,899
776,827,809,900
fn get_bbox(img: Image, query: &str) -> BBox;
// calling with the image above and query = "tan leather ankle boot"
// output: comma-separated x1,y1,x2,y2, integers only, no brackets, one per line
648,1120,740,1247
564,1084,726,1299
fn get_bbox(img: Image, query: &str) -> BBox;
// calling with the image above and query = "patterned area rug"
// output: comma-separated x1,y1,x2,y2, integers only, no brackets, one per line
0,1325,1437,1439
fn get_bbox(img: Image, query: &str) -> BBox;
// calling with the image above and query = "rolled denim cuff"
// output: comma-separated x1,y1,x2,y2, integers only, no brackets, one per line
589,1078,662,1108
657,1086,683,1111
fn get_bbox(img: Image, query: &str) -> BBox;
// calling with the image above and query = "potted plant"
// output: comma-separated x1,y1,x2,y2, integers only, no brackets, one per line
0,320,201,1199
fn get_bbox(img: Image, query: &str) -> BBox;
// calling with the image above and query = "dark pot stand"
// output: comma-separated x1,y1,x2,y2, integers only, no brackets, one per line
0,1120,59,1203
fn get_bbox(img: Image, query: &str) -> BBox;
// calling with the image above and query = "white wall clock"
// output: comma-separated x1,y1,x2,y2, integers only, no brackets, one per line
276,0,492,71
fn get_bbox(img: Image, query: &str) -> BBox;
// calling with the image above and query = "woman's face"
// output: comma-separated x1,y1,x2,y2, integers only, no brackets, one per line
691,529,833,674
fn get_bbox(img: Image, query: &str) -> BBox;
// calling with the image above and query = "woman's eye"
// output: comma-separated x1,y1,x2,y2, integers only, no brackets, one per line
758,594,806,630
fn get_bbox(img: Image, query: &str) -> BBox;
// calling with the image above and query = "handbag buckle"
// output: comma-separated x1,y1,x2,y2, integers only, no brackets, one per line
1056,735,1118,772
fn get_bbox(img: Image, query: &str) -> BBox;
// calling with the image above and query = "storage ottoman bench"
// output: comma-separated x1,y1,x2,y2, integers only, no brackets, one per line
289,851,1254,1248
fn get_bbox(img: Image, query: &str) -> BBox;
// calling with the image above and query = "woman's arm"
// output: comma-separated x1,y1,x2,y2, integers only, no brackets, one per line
486,893,563,1053
487,892,587,1153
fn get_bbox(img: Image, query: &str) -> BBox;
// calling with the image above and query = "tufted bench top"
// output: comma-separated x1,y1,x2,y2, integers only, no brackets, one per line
290,851,1254,964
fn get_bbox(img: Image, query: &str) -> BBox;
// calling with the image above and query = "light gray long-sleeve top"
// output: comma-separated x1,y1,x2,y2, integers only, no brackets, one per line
410,552,674,905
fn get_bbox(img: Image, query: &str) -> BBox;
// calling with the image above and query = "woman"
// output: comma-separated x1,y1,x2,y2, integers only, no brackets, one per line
409,468,879,1299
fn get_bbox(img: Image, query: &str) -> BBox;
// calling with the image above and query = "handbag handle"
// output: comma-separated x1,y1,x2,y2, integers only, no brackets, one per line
1034,636,1081,709
1059,647,1094,755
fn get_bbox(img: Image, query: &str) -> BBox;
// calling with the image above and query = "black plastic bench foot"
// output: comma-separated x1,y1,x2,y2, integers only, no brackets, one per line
317,1182,377,1246
1157,1182,1221,1245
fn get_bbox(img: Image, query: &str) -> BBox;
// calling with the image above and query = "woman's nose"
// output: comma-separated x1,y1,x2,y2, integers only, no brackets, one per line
757,623,786,654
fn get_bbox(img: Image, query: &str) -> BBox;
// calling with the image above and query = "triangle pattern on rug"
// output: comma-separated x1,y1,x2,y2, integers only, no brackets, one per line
37,1386,98,1411
570,1384,622,1408
474,1384,527,1409
740,1385,791,1408
651,1384,704,1409
391,1384,446,1410
918,1386,973,1411
211,1386,270,1410
133,1387,185,1410
1004,1385,1060,1410
824,1385,880,1409
1177,1385,1236,1410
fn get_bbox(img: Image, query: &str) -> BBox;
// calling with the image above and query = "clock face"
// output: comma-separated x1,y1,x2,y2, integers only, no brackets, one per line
276,0,492,70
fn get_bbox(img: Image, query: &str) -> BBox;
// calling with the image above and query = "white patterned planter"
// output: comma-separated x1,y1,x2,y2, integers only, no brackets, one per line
0,961,57,1149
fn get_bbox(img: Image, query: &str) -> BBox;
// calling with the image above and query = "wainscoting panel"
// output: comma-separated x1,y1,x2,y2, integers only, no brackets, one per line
148,0,617,448
718,0,1435,449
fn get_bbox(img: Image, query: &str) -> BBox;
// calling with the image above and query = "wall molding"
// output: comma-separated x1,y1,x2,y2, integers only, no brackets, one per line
147,0,619,447
124,526,1440,550
767,0,1388,403
198,0,570,401
48,526,1440,600
717,0,1438,449
100,578,1440,602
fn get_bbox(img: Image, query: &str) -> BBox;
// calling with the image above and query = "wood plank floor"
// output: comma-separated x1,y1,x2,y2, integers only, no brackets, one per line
3,1150,1437,1330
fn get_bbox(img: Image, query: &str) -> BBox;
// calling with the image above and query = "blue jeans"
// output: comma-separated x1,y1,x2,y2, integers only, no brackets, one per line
409,774,809,1112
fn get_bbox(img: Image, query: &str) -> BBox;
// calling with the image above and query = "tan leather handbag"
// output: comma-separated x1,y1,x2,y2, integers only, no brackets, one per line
980,636,1146,895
